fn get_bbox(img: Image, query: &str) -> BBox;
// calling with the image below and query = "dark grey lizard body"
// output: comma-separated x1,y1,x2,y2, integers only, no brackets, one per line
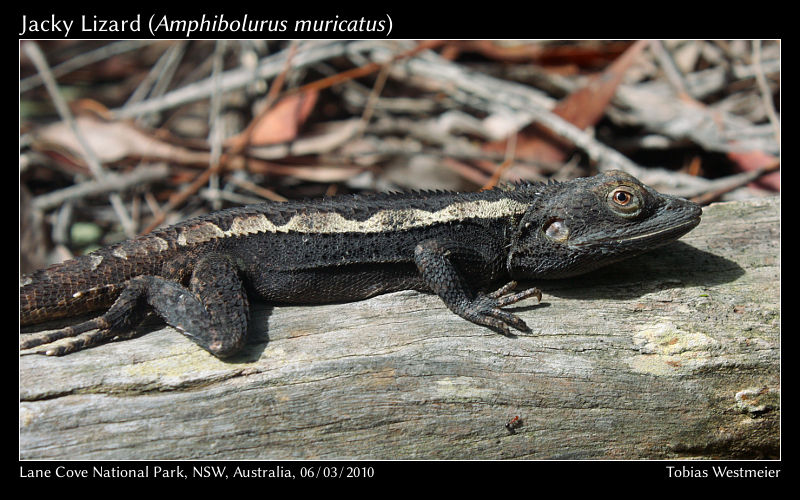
20,171,701,358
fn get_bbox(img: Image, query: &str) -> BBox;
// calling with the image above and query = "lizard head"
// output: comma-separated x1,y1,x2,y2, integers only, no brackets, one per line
506,170,702,279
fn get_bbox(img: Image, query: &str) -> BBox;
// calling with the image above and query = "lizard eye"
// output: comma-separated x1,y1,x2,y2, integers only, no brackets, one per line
612,189,632,205
543,218,569,242
607,187,642,217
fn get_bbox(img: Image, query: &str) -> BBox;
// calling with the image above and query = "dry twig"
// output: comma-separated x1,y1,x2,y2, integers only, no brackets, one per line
23,41,136,237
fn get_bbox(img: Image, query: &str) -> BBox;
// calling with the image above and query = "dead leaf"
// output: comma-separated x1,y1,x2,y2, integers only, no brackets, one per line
727,150,780,191
226,90,318,148
244,158,365,183
33,116,210,167
553,40,649,129
441,40,632,68
483,41,649,165
247,119,364,160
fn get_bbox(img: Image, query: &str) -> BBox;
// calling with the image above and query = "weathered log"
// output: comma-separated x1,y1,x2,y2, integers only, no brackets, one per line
19,197,780,459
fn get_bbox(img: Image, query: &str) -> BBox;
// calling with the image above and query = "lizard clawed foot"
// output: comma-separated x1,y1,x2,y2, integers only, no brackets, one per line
467,281,542,336
20,317,116,356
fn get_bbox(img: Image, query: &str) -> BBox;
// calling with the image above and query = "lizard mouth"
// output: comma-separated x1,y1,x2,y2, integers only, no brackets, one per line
602,216,701,245
575,196,702,248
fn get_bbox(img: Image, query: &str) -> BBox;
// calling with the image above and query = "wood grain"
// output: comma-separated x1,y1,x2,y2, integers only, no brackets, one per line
19,197,779,459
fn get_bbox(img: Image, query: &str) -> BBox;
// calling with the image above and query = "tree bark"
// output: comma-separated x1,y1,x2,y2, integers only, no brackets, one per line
19,197,780,459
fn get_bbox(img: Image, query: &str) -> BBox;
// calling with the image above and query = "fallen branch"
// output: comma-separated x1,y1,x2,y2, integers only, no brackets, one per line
31,164,171,211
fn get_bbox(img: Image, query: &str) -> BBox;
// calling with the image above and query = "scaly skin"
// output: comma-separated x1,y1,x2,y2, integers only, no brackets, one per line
20,171,701,358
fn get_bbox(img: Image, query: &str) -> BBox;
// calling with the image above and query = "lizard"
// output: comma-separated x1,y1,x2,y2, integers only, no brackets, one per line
20,170,702,358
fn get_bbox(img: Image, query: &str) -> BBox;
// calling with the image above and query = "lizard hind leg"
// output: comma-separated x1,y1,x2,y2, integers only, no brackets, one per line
174,253,250,357
20,254,250,358
19,278,153,356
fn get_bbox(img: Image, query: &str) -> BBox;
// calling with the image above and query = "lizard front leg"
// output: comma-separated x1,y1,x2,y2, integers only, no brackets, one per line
20,253,249,358
413,239,541,336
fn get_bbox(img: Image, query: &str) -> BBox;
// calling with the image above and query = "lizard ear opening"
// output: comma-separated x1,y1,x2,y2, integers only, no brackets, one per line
543,218,569,242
